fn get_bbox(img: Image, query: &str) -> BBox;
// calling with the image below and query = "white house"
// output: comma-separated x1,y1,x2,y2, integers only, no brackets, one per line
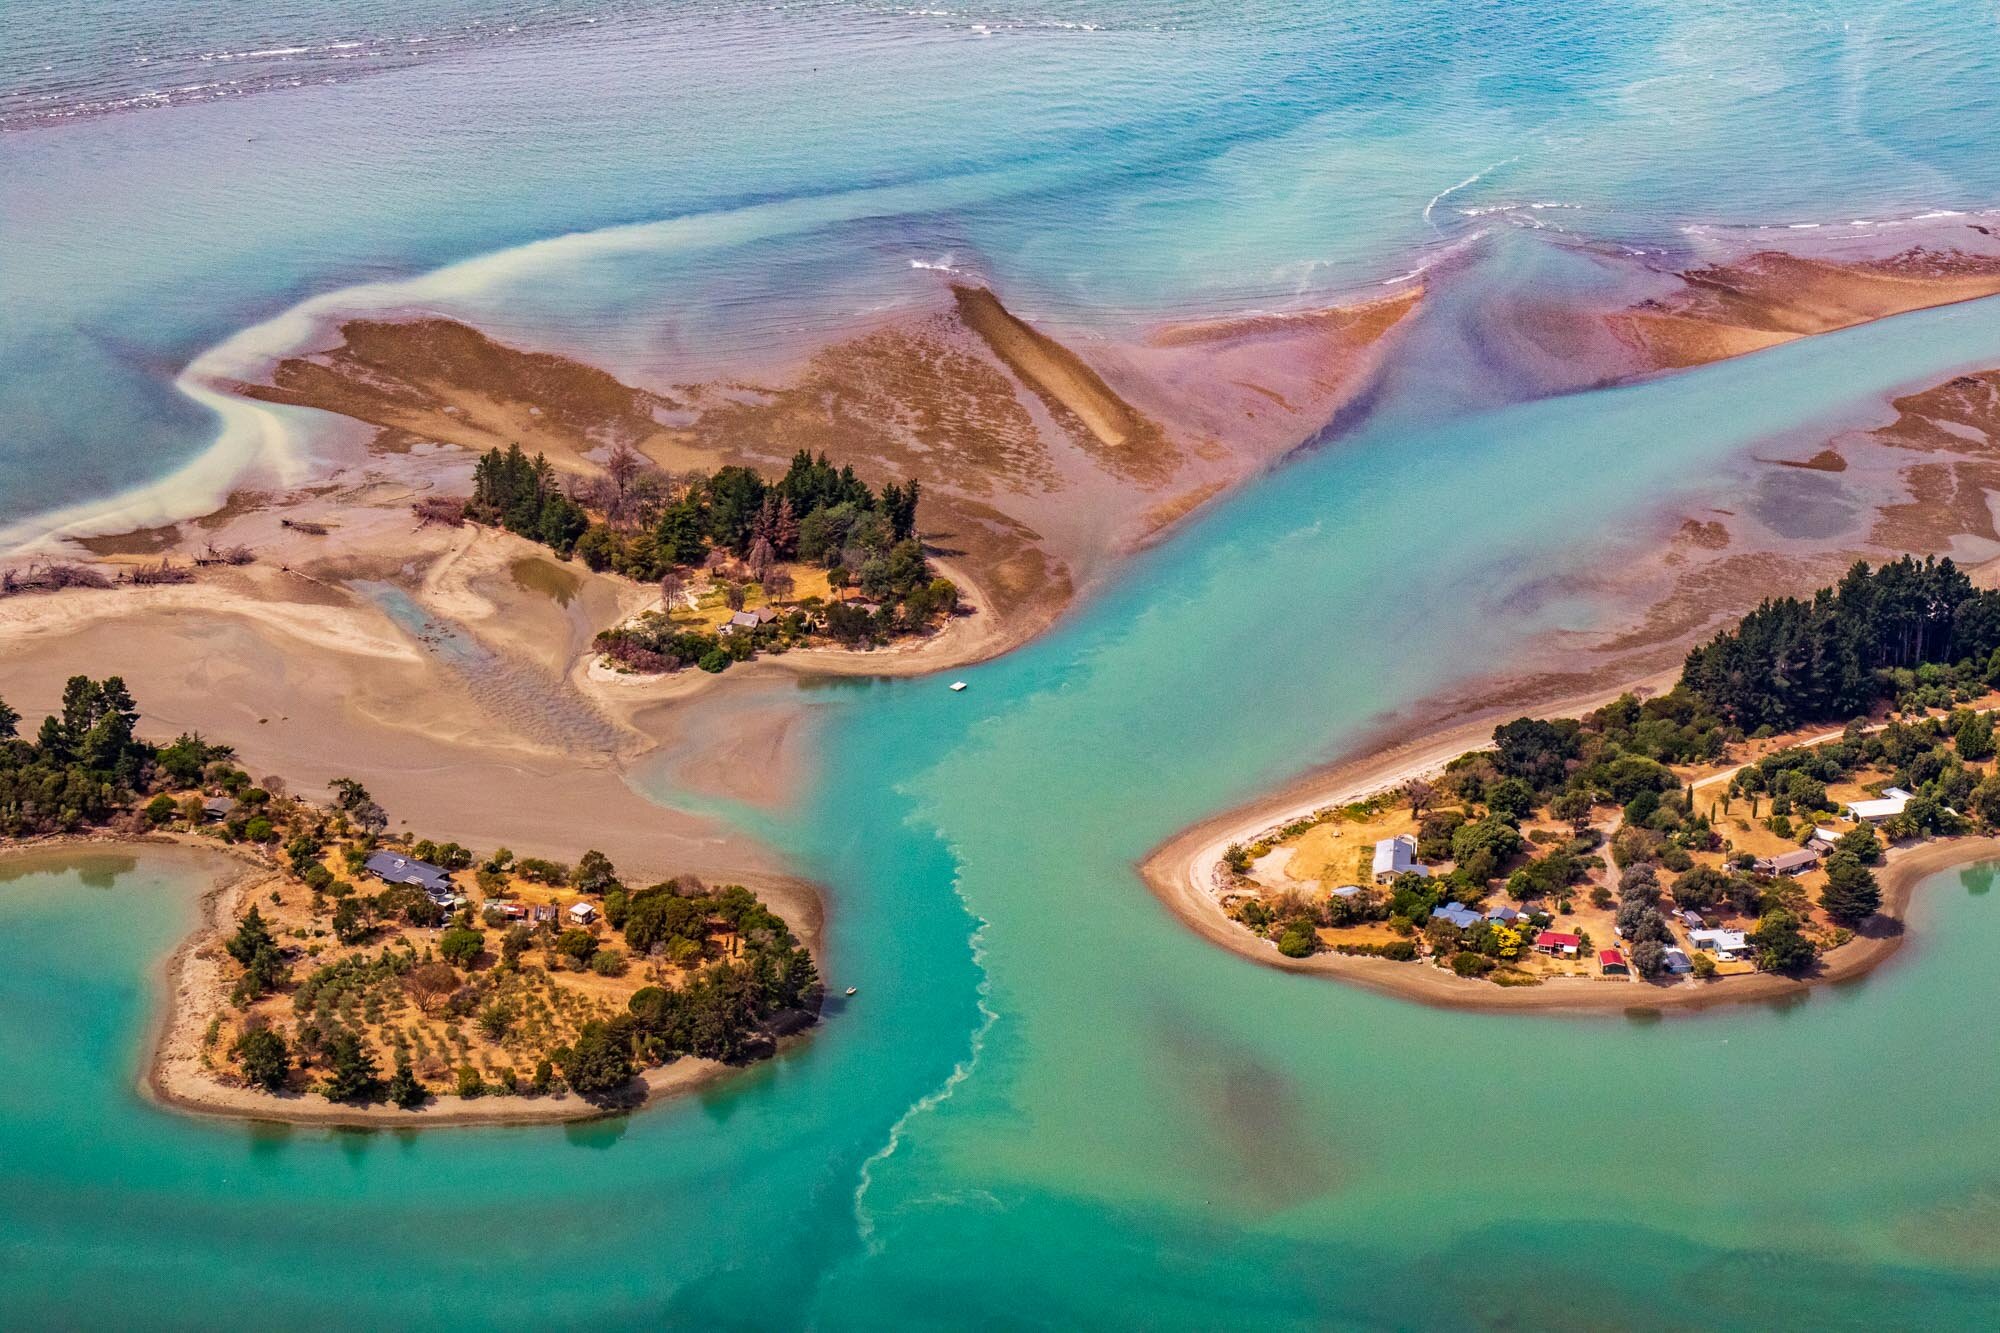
1846,787,1914,822
567,901,599,925
1372,835,1428,884
1690,928,1749,961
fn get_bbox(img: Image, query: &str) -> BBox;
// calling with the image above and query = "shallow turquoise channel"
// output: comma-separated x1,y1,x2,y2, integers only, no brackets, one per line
9,296,2000,1325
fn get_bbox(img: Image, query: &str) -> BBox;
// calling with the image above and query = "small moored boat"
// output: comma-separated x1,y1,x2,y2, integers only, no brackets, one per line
844,987,858,997
949,681,968,692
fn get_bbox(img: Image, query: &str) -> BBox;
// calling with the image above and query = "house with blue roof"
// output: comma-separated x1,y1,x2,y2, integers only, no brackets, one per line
1430,901,1481,930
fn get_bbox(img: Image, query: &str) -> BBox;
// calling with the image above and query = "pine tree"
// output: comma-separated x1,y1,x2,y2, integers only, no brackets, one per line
226,905,275,966
1820,854,1882,925
323,1030,381,1103
1956,709,1995,762
231,1026,291,1091
387,1054,425,1109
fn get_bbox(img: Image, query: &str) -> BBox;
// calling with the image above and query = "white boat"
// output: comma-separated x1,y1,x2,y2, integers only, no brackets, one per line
950,681,968,692
844,987,858,997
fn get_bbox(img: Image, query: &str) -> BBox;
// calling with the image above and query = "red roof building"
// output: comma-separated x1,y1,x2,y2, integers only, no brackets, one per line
1599,948,1627,971
1535,931,1581,954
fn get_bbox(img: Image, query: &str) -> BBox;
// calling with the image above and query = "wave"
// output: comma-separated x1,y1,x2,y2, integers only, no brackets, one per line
1422,156,1520,234
0,10,624,131
1677,203,2000,239
850,852,998,1256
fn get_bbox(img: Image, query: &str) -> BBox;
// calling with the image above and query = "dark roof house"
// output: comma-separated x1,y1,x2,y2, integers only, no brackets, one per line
363,851,452,896
1755,848,1820,876
719,607,780,635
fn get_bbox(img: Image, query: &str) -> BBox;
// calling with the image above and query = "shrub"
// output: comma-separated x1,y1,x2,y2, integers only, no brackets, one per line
1275,923,1319,958
1451,951,1495,978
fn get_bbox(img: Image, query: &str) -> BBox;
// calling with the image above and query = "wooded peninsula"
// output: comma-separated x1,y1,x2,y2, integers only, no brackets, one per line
0,677,820,1120
1190,556,2000,1004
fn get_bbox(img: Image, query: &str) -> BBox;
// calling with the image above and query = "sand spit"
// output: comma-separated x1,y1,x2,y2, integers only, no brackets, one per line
1607,245,2000,376
1147,810,1996,1015
241,317,673,473
949,284,1176,477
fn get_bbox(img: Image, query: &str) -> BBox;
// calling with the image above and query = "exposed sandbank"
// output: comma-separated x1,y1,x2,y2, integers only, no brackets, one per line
1540,243,2000,383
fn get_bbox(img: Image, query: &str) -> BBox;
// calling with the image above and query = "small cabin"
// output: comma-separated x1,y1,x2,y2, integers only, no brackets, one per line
1598,948,1628,975
1755,848,1820,876
567,901,599,925
1690,928,1750,961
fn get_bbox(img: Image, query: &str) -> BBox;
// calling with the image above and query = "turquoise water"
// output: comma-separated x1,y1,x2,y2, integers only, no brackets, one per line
5,0,2000,533
7,1,2000,1326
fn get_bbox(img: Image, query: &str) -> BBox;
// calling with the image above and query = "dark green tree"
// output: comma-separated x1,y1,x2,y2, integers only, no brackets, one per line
387,1054,425,1109
1820,854,1883,925
225,905,275,966
322,1030,381,1103
231,1025,290,1091
1748,910,1818,974
559,1020,635,1096
438,926,484,969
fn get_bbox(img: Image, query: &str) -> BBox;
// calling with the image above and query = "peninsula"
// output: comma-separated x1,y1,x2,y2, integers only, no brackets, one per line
1146,556,2000,1010
0,677,819,1125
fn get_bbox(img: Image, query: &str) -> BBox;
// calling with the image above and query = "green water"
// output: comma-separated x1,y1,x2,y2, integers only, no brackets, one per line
9,300,2000,1326
510,557,582,608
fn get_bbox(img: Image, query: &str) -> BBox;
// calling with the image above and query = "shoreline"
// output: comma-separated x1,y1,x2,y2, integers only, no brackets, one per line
1136,682,2000,1015
2,835,815,1130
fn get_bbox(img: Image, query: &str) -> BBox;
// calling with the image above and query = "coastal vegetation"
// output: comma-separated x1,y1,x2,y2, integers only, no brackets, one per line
458,442,960,673
0,677,819,1111
1219,557,2000,991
